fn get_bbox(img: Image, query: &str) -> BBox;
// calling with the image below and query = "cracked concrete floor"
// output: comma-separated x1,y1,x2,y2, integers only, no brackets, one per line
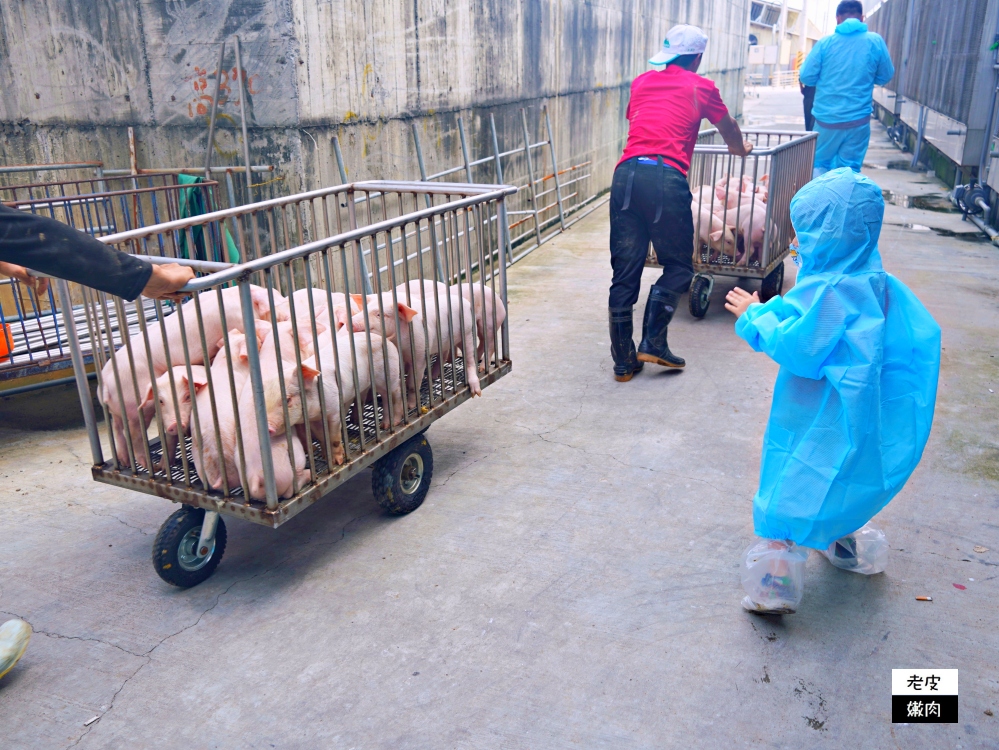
2,126,999,748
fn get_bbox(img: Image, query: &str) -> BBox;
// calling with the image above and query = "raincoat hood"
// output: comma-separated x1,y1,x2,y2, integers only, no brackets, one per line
836,18,868,35
790,167,884,276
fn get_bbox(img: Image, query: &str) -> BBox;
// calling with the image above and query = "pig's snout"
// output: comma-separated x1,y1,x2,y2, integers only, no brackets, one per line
166,423,178,436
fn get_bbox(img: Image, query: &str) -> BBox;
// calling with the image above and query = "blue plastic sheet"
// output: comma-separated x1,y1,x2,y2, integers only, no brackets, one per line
735,169,940,549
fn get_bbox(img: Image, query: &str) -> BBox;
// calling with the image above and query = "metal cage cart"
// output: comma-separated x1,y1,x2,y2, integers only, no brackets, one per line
646,129,817,318
1,175,225,390
58,180,515,587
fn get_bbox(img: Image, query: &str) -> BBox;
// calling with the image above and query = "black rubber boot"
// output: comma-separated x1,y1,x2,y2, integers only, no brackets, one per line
637,287,685,368
608,307,644,382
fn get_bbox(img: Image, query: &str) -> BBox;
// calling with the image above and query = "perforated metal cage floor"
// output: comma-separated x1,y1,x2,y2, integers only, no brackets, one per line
112,357,471,499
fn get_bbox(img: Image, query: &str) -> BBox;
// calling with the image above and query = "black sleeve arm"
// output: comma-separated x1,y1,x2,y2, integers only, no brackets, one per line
0,204,153,301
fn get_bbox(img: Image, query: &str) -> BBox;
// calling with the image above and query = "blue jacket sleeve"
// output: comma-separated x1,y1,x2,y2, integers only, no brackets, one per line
734,281,850,380
799,41,822,87
873,36,895,85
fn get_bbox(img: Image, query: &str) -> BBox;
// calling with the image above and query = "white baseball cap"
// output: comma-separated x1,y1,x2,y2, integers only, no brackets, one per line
649,25,708,65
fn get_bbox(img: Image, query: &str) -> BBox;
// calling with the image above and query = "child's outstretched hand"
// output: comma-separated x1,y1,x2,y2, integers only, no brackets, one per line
724,287,760,318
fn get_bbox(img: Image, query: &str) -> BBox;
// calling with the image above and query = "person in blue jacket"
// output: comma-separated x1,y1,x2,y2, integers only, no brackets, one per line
799,0,895,177
725,168,940,614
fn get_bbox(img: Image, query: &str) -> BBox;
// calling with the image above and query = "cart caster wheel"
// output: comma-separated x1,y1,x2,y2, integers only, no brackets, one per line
372,433,434,515
760,261,785,302
689,275,712,318
152,507,227,588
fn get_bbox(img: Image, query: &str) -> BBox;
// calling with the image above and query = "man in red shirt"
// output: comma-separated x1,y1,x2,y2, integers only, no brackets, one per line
609,25,752,381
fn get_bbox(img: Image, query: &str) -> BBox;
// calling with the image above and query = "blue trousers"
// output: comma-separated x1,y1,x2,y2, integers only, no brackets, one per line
813,122,871,178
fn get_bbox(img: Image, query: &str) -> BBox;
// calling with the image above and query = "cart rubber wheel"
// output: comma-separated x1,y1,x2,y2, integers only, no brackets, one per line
689,276,712,318
760,261,785,302
152,506,227,588
372,433,434,515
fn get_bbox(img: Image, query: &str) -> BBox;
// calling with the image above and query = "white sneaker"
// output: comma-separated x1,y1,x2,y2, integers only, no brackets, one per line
0,619,31,680
740,539,808,614
821,525,888,575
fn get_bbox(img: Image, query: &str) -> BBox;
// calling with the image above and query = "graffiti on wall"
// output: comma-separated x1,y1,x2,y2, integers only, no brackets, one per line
183,64,260,119
147,0,298,127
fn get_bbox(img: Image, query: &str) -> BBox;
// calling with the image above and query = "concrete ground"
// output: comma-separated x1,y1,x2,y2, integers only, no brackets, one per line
2,91,998,748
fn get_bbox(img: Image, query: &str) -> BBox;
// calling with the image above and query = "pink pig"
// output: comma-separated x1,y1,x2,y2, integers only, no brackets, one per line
270,287,359,336
695,202,737,260
457,281,506,370
190,323,270,492
735,199,770,265
349,291,422,409
101,284,272,470
150,364,208,470
285,330,405,467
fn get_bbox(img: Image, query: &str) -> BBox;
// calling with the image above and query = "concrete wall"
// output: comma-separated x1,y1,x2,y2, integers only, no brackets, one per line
1,0,750,209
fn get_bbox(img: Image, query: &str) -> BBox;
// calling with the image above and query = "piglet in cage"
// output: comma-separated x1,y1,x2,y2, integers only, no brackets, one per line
192,331,247,491
458,281,506,371
149,364,207,470
237,405,312,501
350,292,424,409
284,330,403,467
361,284,483,397
271,287,360,335
101,284,274,469
694,202,737,261
735,199,770,266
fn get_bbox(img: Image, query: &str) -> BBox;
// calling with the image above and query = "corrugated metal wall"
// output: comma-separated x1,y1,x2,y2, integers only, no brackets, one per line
868,0,989,125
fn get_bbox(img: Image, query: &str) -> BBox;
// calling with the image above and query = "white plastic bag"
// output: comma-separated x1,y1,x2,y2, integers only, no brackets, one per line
741,539,808,614
821,524,888,575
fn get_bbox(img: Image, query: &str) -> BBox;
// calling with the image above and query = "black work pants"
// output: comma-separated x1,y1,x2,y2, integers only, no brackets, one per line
608,158,694,310
802,85,816,131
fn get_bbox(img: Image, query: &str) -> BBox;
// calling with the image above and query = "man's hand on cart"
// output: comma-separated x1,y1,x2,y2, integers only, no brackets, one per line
716,114,754,157
142,263,196,301
0,262,49,296
725,286,760,318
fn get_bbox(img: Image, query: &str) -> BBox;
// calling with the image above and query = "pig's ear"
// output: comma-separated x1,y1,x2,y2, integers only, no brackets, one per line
350,293,365,308
333,306,349,330
397,303,418,323
253,321,270,347
140,384,154,411
301,363,321,382
192,371,209,394
709,230,723,242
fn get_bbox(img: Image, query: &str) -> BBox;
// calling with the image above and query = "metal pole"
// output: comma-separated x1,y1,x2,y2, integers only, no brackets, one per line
519,108,543,247
333,135,373,294
490,113,515,265
238,280,278,508
57,279,104,465
778,0,789,80
332,135,349,183
204,40,227,180
127,127,139,176
412,123,446,283
234,36,254,205
543,105,566,230
497,199,510,361
458,116,474,182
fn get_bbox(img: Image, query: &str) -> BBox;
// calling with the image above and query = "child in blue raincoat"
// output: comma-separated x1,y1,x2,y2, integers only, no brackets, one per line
725,168,940,614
